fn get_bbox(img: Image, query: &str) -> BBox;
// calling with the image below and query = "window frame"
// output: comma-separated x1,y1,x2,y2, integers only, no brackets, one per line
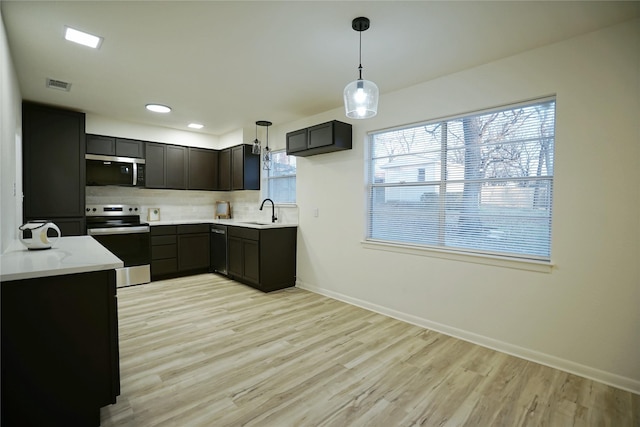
264,149,297,205
364,97,556,270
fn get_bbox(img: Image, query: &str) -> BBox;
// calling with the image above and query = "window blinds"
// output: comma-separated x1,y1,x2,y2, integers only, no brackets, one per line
367,98,556,261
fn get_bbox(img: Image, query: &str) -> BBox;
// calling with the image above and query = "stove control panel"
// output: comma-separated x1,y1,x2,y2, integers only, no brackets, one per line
86,204,141,216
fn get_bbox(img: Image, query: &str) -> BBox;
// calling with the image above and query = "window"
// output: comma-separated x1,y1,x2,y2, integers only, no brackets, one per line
267,150,297,204
367,98,555,261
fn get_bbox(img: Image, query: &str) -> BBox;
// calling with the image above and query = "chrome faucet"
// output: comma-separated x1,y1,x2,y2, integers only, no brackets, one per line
259,198,277,223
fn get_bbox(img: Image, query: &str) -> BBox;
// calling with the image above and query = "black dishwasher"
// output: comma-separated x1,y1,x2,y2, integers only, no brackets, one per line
210,224,228,276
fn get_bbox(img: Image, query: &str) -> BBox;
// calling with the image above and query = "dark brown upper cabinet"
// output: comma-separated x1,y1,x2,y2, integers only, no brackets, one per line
87,134,144,158
218,148,232,191
220,144,259,191
22,102,86,235
286,120,352,157
145,142,187,189
232,144,260,190
188,147,218,190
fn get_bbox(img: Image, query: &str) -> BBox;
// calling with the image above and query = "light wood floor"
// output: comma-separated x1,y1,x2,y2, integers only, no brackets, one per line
100,274,639,426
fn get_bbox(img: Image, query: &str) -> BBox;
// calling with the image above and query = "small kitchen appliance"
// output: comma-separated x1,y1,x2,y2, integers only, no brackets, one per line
86,154,145,187
18,220,61,250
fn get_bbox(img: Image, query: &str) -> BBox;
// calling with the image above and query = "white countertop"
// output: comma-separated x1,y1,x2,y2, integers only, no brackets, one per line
148,219,297,229
1,236,124,282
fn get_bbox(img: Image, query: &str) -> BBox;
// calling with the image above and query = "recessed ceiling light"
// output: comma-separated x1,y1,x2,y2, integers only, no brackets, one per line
64,26,102,49
188,123,204,129
145,104,171,113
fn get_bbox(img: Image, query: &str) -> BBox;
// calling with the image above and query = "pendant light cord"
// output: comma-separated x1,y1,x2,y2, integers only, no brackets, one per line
358,30,363,80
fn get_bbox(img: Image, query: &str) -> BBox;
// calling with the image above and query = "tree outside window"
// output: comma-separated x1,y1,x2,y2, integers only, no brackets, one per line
367,98,555,261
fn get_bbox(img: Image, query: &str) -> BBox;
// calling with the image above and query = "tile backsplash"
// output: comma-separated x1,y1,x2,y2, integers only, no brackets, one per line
86,187,298,224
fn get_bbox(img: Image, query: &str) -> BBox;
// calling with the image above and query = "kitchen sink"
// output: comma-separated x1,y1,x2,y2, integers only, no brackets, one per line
241,221,271,225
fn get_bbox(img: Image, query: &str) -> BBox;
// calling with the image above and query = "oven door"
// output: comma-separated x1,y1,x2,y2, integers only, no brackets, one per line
88,226,151,287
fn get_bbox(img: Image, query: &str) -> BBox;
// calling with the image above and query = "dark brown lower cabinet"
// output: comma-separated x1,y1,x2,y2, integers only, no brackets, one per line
177,224,210,272
1,269,120,427
227,226,297,292
151,224,209,280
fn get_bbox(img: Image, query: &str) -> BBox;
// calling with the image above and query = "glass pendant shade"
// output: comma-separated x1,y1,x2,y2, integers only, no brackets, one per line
344,78,379,119
252,138,261,154
263,146,271,170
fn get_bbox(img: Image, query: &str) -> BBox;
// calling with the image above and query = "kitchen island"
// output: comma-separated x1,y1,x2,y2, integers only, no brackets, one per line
1,236,123,427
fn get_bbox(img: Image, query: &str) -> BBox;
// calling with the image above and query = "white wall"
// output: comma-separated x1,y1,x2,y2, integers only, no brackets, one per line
86,114,220,149
0,5,22,253
291,20,640,393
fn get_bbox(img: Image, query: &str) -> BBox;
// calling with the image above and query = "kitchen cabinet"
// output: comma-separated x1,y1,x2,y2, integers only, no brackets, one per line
86,134,144,158
227,226,297,292
1,269,120,426
218,148,232,190
145,142,188,189
22,102,85,235
188,147,218,190
217,144,259,191
228,227,260,285
286,120,352,157
151,225,178,279
177,224,210,272
151,224,210,280
231,144,260,190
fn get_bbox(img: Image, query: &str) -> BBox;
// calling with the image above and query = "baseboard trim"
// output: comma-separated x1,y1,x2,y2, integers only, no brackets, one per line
296,280,640,395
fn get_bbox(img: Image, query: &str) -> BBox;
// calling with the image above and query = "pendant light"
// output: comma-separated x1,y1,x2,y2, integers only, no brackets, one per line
256,120,272,170
251,122,261,155
344,17,378,119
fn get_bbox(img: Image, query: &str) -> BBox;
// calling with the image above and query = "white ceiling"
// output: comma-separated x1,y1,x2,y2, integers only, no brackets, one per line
2,1,638,137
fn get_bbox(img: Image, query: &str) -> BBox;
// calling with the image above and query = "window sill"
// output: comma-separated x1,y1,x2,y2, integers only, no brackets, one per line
361,240,553,273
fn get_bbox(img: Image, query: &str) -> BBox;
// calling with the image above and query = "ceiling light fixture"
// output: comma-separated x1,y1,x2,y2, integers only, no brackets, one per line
256,120,272,171
145,104,171,113
343,17,379,119
188,123,204,129
64,26,102,49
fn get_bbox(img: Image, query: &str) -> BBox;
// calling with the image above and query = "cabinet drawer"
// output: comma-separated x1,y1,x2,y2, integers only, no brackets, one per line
228,226,259,240
177,224,210,234
152,258,177,276
151,225,177,236
151,235,176,245
152,244,177,260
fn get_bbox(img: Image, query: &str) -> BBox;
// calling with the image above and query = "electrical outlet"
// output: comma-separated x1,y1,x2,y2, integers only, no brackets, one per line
313,208,319,218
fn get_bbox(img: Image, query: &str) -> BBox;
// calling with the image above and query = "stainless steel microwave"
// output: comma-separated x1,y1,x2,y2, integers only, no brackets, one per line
86,154,145,187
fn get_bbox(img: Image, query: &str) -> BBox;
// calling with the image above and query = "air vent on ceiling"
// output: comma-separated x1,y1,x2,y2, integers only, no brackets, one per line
46,78,71,91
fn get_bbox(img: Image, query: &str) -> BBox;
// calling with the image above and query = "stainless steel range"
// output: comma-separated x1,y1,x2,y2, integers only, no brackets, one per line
86,204,151,287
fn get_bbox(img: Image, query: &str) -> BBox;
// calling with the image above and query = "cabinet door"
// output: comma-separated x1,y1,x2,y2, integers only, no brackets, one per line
115,138,144,158
188,147,218,190
87,134,116,156
49,217,86,236
218,148,231,191
166,145,188,189
177,233,210,271
228,236,244,278
242,239,260,284
286,129,308,153
231,145,245,190
1,270,119,425
23,102,85,219
145,142,166,188
307,122,333,149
